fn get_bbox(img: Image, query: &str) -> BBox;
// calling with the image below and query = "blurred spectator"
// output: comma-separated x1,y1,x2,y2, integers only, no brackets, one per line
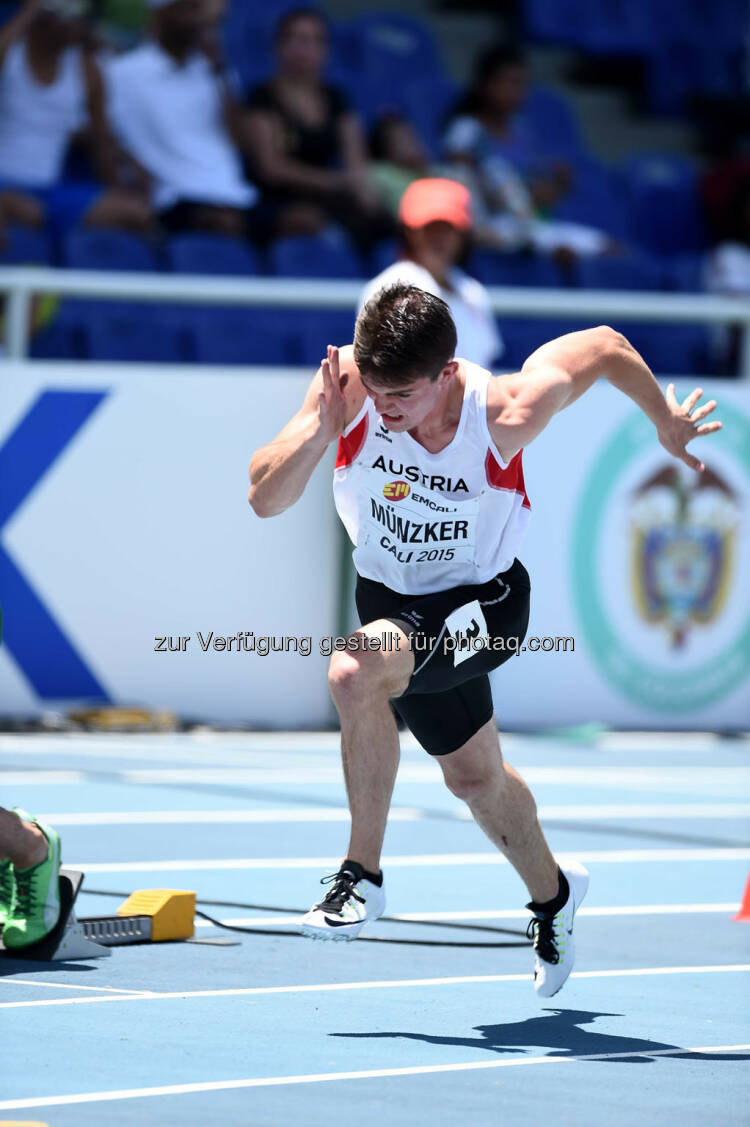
706,178,750,373
368,112,432,219
443,45,611,258
706,179,750,294
238,7,393,248
360,178,503,370
0,0,150,236
104,0,259,238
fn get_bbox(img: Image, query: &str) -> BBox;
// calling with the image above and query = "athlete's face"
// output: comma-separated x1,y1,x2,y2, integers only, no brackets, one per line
359,367,453,431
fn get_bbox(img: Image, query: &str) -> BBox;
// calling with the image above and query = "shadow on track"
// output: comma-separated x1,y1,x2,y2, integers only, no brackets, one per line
331,1009,750,1063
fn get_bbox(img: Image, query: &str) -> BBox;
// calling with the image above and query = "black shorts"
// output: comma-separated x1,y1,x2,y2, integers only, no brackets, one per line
354,558,531,757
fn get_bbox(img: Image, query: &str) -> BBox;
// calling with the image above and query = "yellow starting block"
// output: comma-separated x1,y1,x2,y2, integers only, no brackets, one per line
117,889,196,942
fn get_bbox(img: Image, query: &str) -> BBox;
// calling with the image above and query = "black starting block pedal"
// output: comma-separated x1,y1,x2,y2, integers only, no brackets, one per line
0,868,111,961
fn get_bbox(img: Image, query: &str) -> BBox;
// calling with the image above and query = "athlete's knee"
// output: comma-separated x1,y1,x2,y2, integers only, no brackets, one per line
443,764,496,803
441,737,504,802
327,650,380,707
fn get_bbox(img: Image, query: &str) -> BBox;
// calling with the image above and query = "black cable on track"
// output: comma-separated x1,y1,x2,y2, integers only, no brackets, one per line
82,888,530,948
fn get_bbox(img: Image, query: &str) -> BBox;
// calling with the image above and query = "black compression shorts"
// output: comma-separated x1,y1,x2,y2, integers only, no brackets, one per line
354,558,531,757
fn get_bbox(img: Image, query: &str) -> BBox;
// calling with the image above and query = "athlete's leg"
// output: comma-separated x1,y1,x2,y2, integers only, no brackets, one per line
327,619,414,873
437,718,559,903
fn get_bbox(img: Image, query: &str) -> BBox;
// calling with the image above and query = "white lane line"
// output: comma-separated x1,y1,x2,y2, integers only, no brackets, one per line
4,766,750,789
396,902,742,921
0,980,153,995
1,1043,749,1110
1,964,748,1010
0,735,347,767
0,772,87,785
67,848,750,873
192,902,741,929
118,767,750,787
36,808,416,826
33,803,750,826
3,730,746,757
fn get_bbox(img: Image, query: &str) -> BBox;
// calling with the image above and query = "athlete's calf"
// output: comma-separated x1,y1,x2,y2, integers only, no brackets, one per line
327,619,413,873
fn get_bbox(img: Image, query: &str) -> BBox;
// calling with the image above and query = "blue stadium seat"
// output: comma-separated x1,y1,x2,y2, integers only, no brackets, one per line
401,74,460,160
296,309,357,366
63,228,160,271
523,0,587,45
621,154,706,255
166,233,263,276
661,254,708,293
575,0,651,55
339,74,400,127
628,324,712,376
191,308,300,365
270,234,364,279
499,318,591,368
469,251,568,288
369,239,400,275
522,86,586,160
0,224,51,264
29,301,87,360
82,304,184,362
574,252,664,291
551,158,630,241
347,12,442,85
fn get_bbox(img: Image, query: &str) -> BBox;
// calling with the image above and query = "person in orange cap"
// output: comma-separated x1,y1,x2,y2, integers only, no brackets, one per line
360,177,503,370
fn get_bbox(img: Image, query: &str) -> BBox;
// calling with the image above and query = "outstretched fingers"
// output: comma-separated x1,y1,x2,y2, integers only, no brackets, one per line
327,344,340,383
691,398,717,423
694,420,723,436
321,354,332,393
682,386,704,413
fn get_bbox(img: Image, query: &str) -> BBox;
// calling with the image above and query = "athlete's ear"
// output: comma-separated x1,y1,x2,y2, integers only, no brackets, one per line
438,361,459,385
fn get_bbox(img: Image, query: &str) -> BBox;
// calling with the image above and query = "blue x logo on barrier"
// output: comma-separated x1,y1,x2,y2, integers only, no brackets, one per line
0,389,111,701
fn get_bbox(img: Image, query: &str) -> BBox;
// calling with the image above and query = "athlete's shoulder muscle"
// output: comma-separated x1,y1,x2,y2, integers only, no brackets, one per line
485,366,569,461
485,328,615,458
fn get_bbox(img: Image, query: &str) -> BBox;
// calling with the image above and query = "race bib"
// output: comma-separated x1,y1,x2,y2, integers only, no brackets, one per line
444,599,489,667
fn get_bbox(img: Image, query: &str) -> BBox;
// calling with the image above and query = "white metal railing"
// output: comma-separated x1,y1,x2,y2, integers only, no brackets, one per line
2,266,749,376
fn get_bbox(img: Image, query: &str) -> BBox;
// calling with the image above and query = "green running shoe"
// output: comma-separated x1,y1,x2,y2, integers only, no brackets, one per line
2,810,62,950
0,859,14,928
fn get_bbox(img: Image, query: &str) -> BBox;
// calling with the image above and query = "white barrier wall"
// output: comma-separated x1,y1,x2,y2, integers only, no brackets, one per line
0,364,748,729
0,364,339,725
492,379,750,729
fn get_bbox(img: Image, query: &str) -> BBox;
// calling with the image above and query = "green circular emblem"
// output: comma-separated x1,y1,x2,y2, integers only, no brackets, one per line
571,394,750,712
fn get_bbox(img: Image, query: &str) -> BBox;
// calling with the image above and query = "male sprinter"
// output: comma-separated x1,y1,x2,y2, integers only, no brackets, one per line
248,283,721,996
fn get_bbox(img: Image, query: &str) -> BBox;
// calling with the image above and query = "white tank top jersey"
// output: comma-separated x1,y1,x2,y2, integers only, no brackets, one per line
0,42,86,186
333,361,531,595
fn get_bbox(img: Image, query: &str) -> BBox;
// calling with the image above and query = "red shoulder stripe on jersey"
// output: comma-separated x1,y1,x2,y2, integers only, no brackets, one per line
485,448,531,509
335,413,369,469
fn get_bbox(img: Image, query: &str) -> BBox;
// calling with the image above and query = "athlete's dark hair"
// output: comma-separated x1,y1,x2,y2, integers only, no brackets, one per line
354,283,457,387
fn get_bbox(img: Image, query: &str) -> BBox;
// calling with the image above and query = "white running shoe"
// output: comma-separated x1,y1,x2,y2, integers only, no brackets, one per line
300,863,385,942
526,860,590,998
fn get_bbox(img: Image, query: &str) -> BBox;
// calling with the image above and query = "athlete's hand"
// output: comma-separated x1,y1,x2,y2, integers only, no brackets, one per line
316,345,349,444
657,384,722,472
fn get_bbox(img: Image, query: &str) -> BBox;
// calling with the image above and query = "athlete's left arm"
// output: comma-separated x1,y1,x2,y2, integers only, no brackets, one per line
487,325,722,472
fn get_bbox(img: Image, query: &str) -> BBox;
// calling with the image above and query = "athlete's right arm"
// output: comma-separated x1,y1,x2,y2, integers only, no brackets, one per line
248,345,363,518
